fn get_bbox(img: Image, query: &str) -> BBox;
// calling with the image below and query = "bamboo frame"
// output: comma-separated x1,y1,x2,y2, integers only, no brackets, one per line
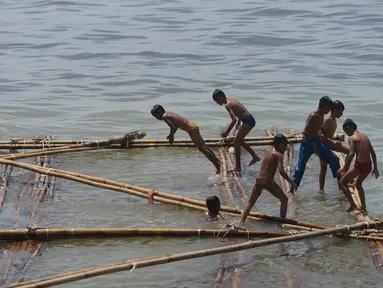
0,157,328,231
6,220,382,288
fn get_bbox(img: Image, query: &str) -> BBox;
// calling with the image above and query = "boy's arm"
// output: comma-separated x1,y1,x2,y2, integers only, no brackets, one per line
369,139,379,178
307,114,321,155
163,117,178,143
277,154,297,190
222,106,238,137
343,138,355,172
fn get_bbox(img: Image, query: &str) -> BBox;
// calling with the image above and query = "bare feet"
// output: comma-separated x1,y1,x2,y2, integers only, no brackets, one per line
249,156,261,167
345,205,358,213
228,168,241,173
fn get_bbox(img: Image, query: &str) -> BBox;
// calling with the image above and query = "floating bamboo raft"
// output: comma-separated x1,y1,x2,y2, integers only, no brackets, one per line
1,130,382,288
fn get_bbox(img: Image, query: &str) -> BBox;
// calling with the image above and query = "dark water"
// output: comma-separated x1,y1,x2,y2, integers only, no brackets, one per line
1,0,383,287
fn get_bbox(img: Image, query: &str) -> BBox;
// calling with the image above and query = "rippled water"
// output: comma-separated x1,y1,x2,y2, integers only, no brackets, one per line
1,0,383,287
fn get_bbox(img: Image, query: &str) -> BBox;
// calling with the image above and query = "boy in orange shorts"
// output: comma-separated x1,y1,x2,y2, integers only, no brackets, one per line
151,104,221,174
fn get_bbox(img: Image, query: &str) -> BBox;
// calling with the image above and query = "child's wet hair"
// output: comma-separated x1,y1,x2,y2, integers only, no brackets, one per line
343,118,357,130
151,104,165,116
206,196,221,214
318,96,333,109
332,100,344,110
212,89,226,101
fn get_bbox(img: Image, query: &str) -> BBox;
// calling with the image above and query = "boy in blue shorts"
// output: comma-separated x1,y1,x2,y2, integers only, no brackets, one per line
289,96,341,194
213,89,261,173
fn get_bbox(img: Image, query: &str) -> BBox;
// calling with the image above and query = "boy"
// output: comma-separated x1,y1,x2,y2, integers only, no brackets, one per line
288,96,341,194
339,119,379,213
213,89,261,173
202,196,227,221
319,100,350,191
151,104,221,174
240,134,297,223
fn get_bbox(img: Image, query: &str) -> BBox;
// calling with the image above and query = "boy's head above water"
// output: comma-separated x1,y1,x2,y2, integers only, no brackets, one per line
318,96,333,114
212,89,227,105
331,100,345,118
273,134,291,153
343,118,357,136
151,104,165,120
206,196,221,215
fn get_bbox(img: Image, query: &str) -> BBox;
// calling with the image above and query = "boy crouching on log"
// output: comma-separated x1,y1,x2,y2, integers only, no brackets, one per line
151,104,221,174
240,134,297,223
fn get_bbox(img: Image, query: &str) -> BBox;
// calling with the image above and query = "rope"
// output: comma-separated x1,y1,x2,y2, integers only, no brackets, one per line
95,141,99,150
129,262,137,272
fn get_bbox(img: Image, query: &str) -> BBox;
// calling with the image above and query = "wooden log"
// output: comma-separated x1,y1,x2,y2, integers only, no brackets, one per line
7,220,382,288
0,228,291,241
0,157,329,231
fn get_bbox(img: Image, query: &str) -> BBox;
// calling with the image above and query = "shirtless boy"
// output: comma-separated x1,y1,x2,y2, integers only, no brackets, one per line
319,100,350,191
289,96,341,194
240,134,296,223
339,119,379,213
202,196,228,221
213,89,261,173
151,104,221,174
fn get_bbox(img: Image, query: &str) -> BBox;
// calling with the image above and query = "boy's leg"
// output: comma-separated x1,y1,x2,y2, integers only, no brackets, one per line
234,124,260,171
333,141,350,155
355,172,369,212
289,138,314,193
339,167,359,212
267,181,288,218
319,160,327,191
240,183,263,223
190,130,221,173
317,141,341,180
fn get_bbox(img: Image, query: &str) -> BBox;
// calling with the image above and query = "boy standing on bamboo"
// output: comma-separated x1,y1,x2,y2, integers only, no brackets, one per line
240,134,296,222
319,100,349,191
213,89,261,173
288,96,341,194
339,119,379,213
151,104,221,174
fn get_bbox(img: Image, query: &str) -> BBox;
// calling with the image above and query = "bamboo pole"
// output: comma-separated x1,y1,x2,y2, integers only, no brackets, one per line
0,165,13,210
7,220,382,288
2,133,343,146
0,228,292,241
219,148,235,205
0,157,330,231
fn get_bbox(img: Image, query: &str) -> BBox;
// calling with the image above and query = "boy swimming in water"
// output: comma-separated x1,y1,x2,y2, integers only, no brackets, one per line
240,134,296,222
339,119,379,213
151,104,221,174
213,89,261,173
319,100,350,191
288,96,341,194
202,196,228,221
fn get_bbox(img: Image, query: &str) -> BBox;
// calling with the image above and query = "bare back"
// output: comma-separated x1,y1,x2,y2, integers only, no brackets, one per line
256,148,279,182
302,111,323,139
163,112,191,132
226,98,250,119
350,131,371,163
